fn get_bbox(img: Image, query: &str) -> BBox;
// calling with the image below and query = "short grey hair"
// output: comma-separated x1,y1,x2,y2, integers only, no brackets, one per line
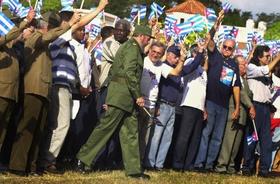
115,19,131,32
36,19,48,29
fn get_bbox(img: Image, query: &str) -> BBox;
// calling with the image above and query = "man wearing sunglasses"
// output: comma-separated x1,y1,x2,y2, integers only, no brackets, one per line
194,10,241,172
242,46,280,177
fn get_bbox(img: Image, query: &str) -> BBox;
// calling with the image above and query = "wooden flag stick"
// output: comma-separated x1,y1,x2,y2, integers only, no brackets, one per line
34,0,38,10
80,0,85,9
137,10,140,25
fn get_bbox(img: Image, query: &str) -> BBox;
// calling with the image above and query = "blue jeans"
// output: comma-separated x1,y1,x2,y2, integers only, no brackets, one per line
194,100,228,169
242,102,272,173
144,102,175,168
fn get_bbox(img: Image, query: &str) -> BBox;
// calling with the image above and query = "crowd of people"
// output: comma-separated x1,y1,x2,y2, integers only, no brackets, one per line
1,0,280,180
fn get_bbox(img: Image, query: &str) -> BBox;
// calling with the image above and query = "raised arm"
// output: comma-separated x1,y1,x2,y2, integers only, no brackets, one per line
71,0,108,32
0,8,35,46
208,10,224,52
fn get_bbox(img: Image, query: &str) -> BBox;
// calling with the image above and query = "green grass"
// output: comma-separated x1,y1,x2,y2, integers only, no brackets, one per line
0,170,279,184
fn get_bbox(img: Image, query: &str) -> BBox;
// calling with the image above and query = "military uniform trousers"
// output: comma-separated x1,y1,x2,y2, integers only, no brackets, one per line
0,97,15,150
216,111,246,172
9,94,48,172
77,105,141,175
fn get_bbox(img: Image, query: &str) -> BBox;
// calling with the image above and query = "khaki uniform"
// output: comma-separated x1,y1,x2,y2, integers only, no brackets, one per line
216,77,253,172
0,20,28,149
9,23,71,172
77,38,143,175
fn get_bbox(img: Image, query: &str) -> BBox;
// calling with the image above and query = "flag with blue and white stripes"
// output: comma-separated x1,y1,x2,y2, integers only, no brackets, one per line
2,0,21,13
93,41,103,65
149,2,164,20
174,22,193,36
222,2,232,13
34,0,43,18
187,14,206,32
16,6,30,18
129,5,147,22
205,8,217,21
164,15,177,37
247,131,258,145
0,12,15,36
139,5,146,19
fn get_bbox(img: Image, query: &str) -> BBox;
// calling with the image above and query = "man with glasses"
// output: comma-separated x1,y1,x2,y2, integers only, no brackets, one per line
242,46,280,177
194,10,241,172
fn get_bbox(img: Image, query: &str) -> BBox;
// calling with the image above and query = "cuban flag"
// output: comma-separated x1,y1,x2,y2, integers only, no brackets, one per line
139,5,146,19
61,0,75,12
174,22,192,36
247,131,259,145
230,26,239,38
89,24,101,39
235,49,249,58
265,41,279,55
130,5,139,20
222,2,232,13
34,0,43,18
223,26,238,39
2,0,21,13
186,14,206,32
0,12,15,36
149,2,164,20
16,6,30,18
93,41,103,65
248,31,264,45
164,15,177,36
205,8,217,21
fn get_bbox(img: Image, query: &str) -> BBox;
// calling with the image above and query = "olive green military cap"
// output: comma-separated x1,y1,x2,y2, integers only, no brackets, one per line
41,11,61,27
134,25,155,38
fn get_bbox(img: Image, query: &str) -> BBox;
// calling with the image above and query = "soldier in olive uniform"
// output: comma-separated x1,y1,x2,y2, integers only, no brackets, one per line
8,12,80,176
77,25,153,179
0,9,35,154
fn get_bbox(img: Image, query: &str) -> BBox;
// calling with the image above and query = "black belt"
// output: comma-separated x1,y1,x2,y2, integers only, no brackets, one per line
111,76,127,84
159,99,176,107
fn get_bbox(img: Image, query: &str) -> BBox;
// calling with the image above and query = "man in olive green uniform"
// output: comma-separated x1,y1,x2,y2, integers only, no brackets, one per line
0,9,35,152
77,25,153,179
8,12,80,176
215,56,256,174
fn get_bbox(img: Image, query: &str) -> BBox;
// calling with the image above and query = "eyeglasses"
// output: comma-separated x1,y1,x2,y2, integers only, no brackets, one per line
263,55,271,59
223,45,234,51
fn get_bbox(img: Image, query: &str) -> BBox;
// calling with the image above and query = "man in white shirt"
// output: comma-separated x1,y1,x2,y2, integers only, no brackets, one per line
40,0,108,174
139,41,185,162
242,45,280,177
172,44,208,171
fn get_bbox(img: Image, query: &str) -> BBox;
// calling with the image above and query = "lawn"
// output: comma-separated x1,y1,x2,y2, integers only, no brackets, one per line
0,170,279,184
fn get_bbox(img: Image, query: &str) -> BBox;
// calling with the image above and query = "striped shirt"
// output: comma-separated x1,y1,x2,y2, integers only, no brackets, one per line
49,30,79,91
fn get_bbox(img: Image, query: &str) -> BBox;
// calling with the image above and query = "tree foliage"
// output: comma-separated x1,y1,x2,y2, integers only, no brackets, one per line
264,21,280,40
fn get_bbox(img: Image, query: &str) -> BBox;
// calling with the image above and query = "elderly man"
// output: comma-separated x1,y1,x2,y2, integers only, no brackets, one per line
215,55,256,174
194,11,241,171
8,11,80,176
76,25,154,179
139,41,186,162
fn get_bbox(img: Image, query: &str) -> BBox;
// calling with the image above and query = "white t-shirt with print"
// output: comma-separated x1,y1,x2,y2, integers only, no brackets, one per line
140,56,173,108
180,58,207,111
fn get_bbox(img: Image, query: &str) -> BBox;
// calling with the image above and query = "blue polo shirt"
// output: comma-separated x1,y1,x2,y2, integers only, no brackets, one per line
158,53,204,104
206,46,241,108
